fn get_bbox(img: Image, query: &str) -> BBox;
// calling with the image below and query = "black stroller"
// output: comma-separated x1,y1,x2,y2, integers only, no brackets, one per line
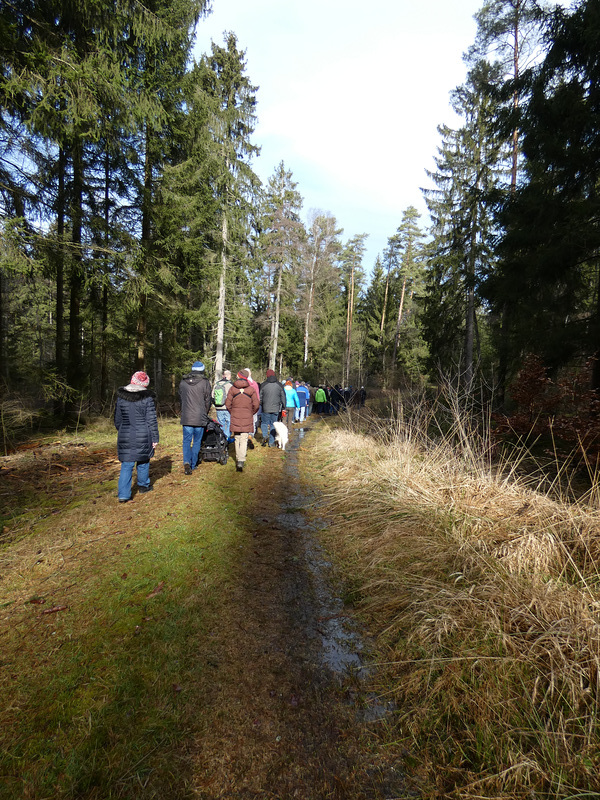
197,419,229,466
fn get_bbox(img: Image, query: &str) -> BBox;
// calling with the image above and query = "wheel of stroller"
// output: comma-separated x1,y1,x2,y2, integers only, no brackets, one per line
219,452,228,466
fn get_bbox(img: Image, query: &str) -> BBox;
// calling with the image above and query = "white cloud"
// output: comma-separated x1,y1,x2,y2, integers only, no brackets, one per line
195,0,482,266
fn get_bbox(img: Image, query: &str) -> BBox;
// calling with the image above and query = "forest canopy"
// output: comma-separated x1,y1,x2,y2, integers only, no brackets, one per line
1,0,598,417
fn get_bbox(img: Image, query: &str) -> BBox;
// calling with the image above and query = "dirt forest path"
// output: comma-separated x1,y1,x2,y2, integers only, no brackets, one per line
0,416,409,800
187,422,407,799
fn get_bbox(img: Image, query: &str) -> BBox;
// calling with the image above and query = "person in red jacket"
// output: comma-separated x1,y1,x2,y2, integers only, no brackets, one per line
244,367,261,446
225,369,260,472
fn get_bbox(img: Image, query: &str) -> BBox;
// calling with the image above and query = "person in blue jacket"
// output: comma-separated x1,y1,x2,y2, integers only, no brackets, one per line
283,379,300,436
295,381,309,422
114,371,159,502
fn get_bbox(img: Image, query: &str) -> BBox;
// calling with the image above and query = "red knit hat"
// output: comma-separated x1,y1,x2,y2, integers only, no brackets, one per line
130,371,150,387
266,369,276,378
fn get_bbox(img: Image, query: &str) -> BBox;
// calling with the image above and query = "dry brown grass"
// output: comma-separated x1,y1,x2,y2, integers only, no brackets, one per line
305,405,600,799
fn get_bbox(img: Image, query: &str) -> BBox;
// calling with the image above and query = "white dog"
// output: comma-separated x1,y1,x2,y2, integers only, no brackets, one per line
271,420,289,450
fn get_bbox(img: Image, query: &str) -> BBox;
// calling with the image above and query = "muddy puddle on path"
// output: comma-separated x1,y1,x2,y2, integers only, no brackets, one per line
193,422,409,799
277,424,395,723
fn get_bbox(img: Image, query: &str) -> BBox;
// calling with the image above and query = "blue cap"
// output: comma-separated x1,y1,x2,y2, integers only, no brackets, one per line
192,361,205,372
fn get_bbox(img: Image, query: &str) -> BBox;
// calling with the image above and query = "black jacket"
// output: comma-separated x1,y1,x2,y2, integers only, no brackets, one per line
114,388,159,463
259,375,286,414
179,373,212,427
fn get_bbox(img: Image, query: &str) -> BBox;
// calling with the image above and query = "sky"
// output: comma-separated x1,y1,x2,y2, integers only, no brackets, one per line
193,0,484,272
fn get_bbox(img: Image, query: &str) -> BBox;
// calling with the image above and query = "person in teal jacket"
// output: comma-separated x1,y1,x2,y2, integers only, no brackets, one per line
283,380,300,435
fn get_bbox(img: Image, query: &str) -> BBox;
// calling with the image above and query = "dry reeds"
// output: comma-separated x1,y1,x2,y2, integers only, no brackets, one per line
308,396,600,799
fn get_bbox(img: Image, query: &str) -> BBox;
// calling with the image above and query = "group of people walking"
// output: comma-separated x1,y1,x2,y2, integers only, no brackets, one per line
114,362,365,501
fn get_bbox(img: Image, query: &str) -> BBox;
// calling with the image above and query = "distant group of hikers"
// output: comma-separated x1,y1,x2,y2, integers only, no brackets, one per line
114,362,367,502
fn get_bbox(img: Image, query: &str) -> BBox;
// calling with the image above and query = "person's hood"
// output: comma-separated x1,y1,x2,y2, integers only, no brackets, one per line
182,373,208,385
265,374,278,383
117,387,154,401
232,378,250,390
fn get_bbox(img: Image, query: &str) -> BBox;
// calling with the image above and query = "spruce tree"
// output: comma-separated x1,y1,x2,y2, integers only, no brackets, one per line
260,162,304,373
468,0,548,401
423,61,505,387
340,233,367,386
391,207,427,379
300,212,343,370
490,0,600,387
198,33,261,379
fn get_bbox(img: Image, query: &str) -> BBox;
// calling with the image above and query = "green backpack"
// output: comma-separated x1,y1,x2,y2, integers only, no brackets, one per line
213,382,227,407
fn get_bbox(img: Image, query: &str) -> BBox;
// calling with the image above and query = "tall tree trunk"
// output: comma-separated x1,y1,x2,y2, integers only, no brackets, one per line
137,127,152,371
510,11,520,191
215,213,227,379
156,330,163,392
303,279,314,367
380,260,391,337
592,263,600,392
303,255,316,367
67,139,83,395
464,223,477,389
0,269,4,381
391,277,407,365
380,258,392,382
345,257,355,386
101,284,108,403
100,152,110,404
53,147,67,414
498,11,521,407
269,262,283,371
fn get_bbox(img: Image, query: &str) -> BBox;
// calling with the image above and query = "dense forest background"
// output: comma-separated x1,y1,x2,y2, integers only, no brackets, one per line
1,0,599,425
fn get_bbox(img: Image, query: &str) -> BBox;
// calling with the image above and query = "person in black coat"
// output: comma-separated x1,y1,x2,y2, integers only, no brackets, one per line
179,360,212,474
114,371,159,502
259,369,286,447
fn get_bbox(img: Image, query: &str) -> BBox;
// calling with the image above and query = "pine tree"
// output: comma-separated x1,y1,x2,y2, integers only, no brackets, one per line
340,233,368,386
0,0,208,400
199,33,260,379
379,233,402,380
390,207,427,379
260,162,304,373
423,61,505,387
467,0,548,401
490,0,600,387
300,213,343,370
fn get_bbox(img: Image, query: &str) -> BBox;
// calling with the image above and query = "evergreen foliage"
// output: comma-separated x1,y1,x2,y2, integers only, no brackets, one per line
423,62,506,387
2,0,600,416
489,0,600,390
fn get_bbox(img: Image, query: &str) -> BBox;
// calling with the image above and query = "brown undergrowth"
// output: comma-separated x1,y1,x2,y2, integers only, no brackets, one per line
0,416,408,800
302,409,600,799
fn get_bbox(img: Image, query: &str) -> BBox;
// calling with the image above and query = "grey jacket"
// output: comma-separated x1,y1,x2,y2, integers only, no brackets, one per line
260,375,286,414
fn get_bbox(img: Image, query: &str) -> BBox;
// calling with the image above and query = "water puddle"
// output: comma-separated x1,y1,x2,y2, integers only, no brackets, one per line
280,424,394,725
278,426,367,674
278,504,366,676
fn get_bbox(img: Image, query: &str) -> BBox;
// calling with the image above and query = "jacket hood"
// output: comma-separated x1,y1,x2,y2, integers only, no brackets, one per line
265,374,278,383
233,378,250,389
117,387,154,402
182,373,208,385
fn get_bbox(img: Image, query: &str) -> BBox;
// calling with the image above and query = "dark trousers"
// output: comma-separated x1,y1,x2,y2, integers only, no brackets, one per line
285,408,295,433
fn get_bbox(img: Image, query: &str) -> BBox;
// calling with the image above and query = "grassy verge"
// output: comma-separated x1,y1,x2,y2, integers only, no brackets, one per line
0,418,270,799
302,407,600,799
